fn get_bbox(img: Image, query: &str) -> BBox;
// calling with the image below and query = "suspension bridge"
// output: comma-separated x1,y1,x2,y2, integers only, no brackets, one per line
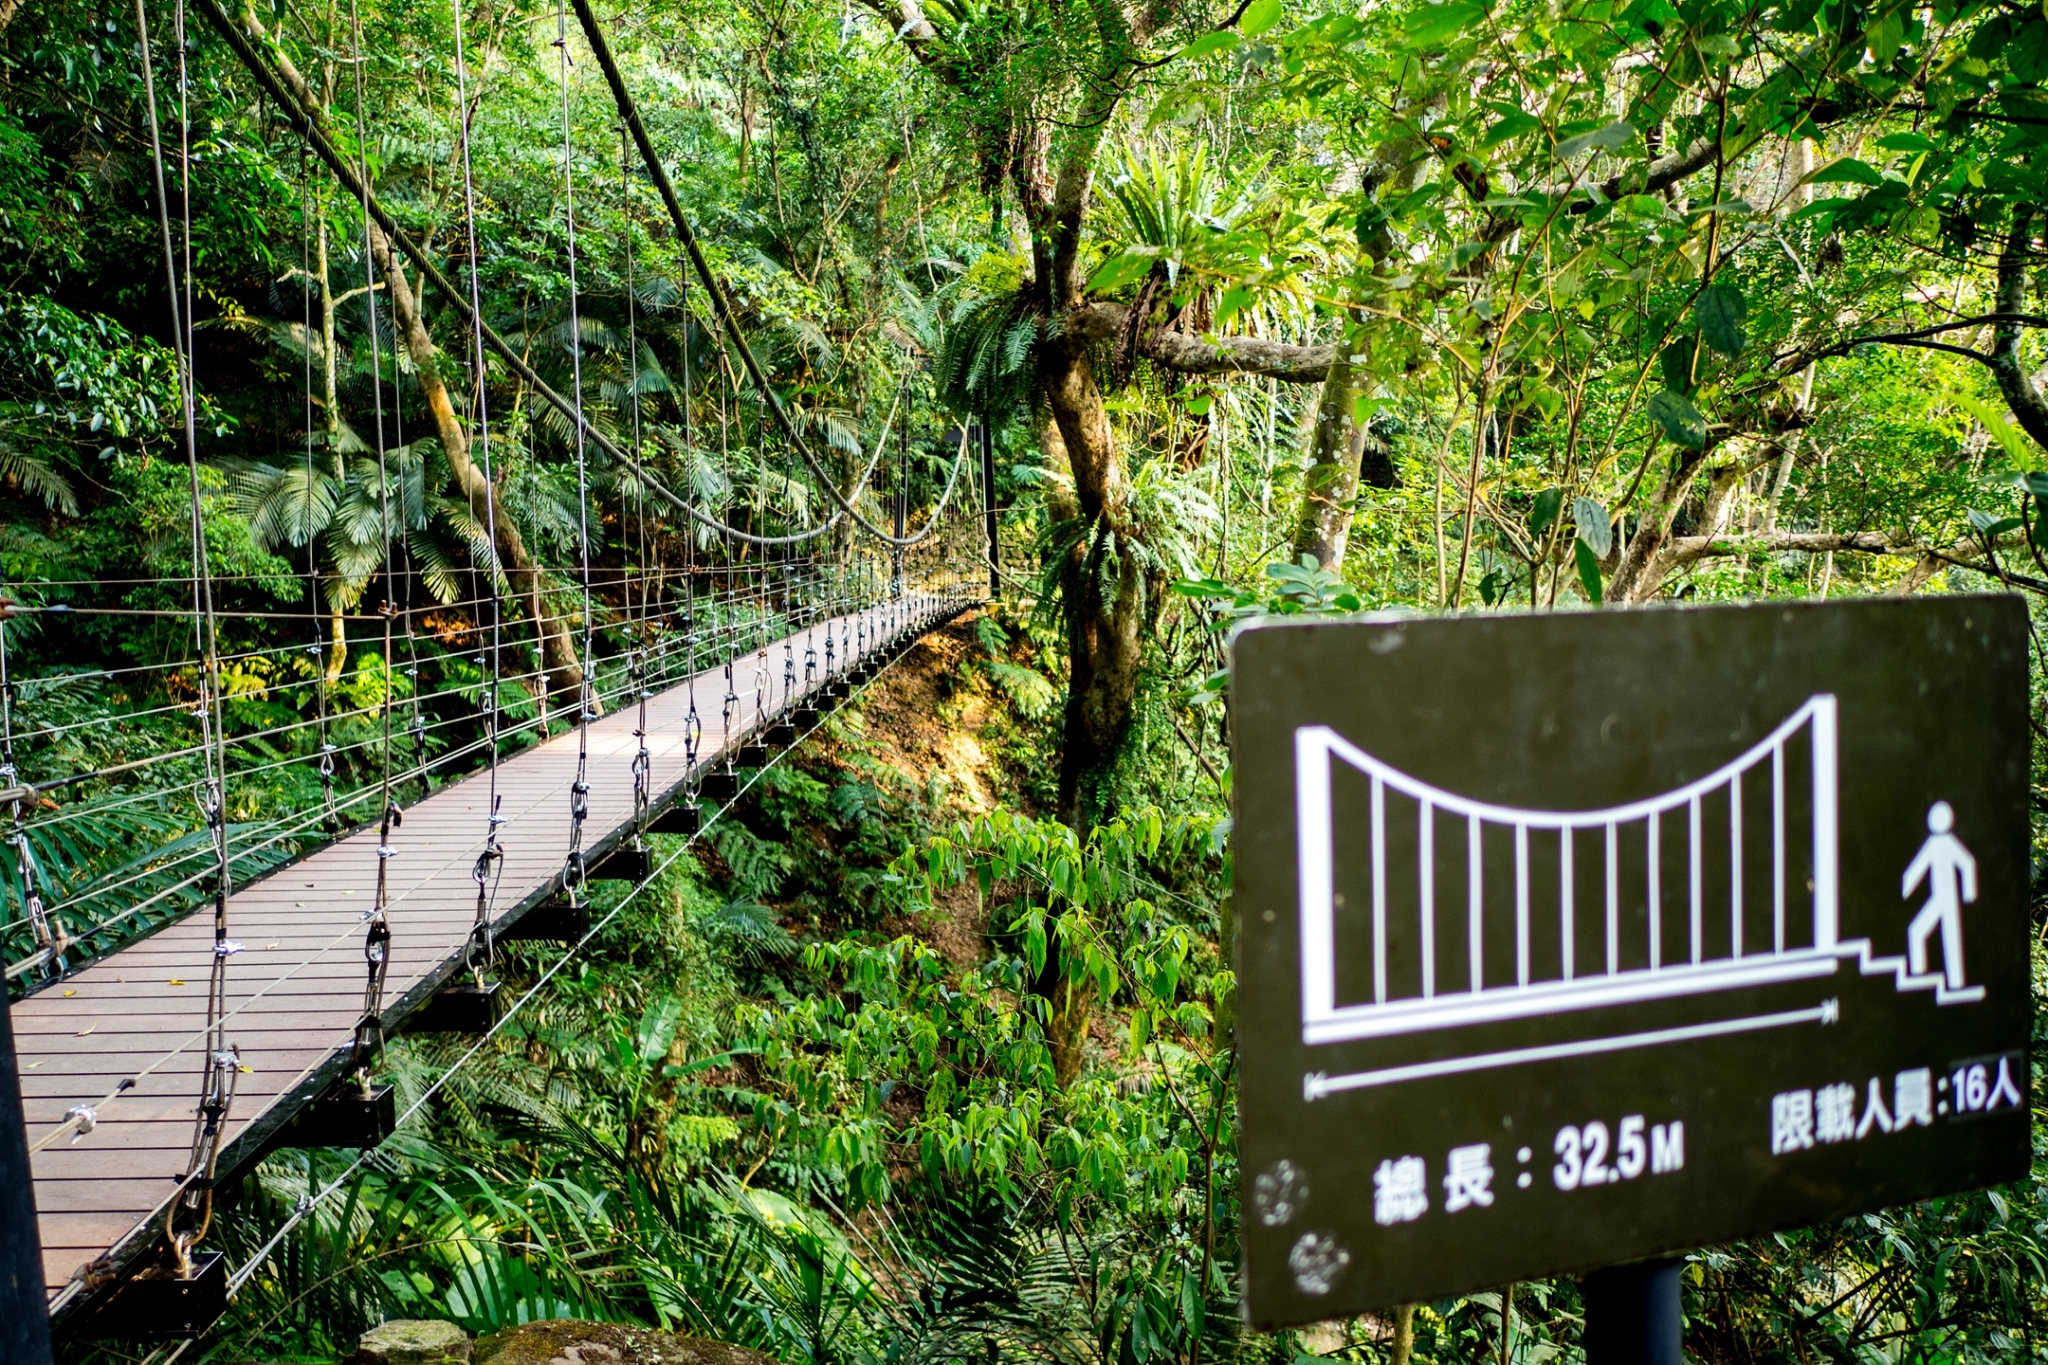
16,582,971,1334
0,0,1003,1348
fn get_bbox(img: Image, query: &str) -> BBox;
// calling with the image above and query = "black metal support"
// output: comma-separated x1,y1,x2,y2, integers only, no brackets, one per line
648,800,701,836
589,844,653,882
1582,1258,1682,1365
700,768,739,801
1,996,53,1365
978,418,998,598
274,1082,396,1150
98,1251,227,1340
408,980,503,1034
500,898,589,942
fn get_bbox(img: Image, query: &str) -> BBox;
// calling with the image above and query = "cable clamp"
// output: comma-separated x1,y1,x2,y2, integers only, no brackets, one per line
65,1105,96,1138
377,845,399,859
215,939,244,958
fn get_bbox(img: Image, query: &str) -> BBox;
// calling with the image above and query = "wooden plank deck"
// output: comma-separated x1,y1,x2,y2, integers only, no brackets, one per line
10,588,966,1321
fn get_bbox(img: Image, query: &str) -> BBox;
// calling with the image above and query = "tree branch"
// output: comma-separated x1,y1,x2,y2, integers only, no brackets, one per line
1776,312,2048,371
1067,303,1336,382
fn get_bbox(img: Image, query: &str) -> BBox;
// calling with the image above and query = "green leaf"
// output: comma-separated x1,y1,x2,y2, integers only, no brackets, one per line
1695,284,1748,357
1864,11,1904,65
1481,110,1542,149
2008,18,2048,82
1789,196,1855,222
1660,336,1699,396
1574,538,1605,603
1958,395,2034,467
1404,0,1488,46
1574,496,1613,558
1968,509,2024,537
1809,158,1885,186
1552,120,1636,160
1215,284,1253,329
1240,0,1285,37
1185,393,1214,415
1088,247,1160,293
1530,486,1564,535
1647,390,1709,449
1874,132,1940,153
1180,29,1241,58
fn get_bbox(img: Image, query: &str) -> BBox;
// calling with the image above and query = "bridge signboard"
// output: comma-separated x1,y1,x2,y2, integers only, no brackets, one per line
1231,597,2031,1327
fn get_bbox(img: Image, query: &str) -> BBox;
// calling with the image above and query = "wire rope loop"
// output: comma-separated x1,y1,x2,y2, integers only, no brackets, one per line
362,915,390,969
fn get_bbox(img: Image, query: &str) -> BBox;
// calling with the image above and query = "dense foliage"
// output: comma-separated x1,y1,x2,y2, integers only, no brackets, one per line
4,0,2048,1358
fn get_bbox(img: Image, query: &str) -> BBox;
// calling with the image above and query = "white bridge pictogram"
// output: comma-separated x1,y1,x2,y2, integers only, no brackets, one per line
1294,694,1983,1096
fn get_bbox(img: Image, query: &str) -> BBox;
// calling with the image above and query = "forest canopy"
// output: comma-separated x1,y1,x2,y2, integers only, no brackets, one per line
3,0,2047,1357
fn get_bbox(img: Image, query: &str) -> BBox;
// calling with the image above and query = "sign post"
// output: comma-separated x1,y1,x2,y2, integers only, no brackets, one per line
3,994,53,1365
1231,597,2031,1333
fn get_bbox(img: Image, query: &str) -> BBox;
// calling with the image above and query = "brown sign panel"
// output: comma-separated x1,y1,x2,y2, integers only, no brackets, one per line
1231,598,2031,1328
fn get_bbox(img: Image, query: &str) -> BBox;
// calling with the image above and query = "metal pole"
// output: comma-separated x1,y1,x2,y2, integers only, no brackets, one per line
1582,1258,1681,1365
1,996,53,1364
978,419,998,598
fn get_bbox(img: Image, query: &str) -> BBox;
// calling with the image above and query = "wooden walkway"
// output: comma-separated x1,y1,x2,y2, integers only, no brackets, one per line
11,588,965,1321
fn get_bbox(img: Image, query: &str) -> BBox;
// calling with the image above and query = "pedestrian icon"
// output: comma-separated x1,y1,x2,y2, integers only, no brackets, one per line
1902,801,1976,990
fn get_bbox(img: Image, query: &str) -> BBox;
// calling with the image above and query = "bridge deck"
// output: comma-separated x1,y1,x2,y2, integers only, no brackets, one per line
12,590,962,1315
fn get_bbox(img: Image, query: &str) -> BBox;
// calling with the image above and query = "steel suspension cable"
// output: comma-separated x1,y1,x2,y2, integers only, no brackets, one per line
137,0,240,1276
190,0,955,553
558,0,595,905
450,0,504,987
563,0,943,550
623,128,653,843
0,624,64,975
346,0,401,1102
299,149,339,834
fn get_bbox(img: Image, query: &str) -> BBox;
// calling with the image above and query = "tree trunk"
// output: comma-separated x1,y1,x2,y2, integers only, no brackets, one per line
366,222,581,701
1390,1305,1416,1365
1290,345,1397,570
1990,209,2048,451
1609,443,1709,602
